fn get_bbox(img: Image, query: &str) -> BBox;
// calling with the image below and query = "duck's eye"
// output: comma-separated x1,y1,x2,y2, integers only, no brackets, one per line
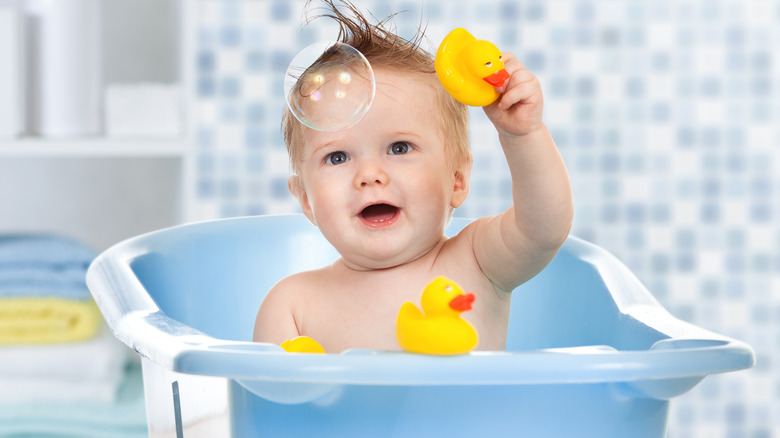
485,61,493,67
388,141,410,155
326,151,349,165
499,55,503,61
445,285,453,292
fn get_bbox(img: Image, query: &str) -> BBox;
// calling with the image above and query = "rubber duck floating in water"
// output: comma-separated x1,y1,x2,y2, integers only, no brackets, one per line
435,28,510,107
396,276,478,356
281,335,325,354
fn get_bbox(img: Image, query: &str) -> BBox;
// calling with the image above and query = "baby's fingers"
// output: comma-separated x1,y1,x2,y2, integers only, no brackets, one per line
492,53,518,92
497,70,539,110
500,52,521,71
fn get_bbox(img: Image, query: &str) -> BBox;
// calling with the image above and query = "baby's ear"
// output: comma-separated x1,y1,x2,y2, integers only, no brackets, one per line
288,175,316,225
450,164,471,209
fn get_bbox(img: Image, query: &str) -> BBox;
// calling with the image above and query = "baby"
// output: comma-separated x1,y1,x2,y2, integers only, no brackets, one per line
254,2,573,353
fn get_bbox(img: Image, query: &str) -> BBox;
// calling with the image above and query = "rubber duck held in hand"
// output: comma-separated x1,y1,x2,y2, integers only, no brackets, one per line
396,277,478,355
435,28,510,107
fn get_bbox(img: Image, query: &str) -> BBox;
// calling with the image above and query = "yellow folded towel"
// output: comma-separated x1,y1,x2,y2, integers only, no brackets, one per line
0,297,101,345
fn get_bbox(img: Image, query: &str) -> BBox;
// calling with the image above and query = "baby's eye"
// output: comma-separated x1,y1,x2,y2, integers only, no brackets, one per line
388,141,410,155
485,61,493,67
326,151,349,165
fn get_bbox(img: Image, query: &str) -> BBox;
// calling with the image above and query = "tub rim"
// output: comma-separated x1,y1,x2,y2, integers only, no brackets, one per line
86,214,755,393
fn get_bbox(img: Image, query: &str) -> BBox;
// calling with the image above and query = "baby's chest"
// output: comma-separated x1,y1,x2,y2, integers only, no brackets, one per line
299,277,508,352
306,296,402,351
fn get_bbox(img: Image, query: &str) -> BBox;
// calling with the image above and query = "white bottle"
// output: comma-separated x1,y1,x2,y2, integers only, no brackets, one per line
26,0,102,137
0,7,24,138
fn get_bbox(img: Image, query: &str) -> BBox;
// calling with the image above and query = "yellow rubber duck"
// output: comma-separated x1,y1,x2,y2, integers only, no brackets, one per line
435,28,510,107
281,336,326,353
396,276,478,355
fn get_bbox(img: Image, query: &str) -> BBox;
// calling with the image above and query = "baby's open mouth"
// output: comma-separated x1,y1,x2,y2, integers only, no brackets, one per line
359,203,399,226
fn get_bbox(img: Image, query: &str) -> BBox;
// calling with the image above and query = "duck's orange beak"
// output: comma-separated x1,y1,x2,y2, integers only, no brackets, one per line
449,293,476,312
483,68,510,87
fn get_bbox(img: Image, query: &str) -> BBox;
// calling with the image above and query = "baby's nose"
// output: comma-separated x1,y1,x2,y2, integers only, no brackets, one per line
354,162,389,188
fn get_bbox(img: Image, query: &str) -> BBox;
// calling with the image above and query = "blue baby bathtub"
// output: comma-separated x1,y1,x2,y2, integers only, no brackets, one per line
87,214,754,438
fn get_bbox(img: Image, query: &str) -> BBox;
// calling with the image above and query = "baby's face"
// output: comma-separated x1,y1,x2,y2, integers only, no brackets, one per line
291,68,469,270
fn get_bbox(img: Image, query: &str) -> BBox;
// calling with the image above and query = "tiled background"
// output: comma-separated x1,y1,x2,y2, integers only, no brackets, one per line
188,1,778,436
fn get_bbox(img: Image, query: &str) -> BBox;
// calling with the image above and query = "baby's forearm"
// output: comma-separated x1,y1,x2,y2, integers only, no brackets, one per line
499,123,573,249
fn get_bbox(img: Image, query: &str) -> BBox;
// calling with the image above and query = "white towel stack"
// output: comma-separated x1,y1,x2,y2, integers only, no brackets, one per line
0,324,129,404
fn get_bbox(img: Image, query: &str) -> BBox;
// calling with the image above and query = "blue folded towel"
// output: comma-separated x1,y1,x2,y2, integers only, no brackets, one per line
0,235,96,300
0,266,91,300
0,235,96,270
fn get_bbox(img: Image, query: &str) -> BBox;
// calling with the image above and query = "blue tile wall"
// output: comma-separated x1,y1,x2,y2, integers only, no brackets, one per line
190,1,779,436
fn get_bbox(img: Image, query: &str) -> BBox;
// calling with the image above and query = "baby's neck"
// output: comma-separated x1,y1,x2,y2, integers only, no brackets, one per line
336,235,449,274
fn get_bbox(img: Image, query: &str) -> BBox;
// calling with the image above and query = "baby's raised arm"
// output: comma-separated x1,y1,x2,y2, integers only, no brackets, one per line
468,52,573,292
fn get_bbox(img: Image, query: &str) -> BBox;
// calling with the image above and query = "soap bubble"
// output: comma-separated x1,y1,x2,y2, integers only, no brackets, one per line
284,41,375,132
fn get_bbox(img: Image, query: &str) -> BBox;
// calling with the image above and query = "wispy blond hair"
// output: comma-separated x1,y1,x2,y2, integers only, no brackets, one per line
282,0,470,175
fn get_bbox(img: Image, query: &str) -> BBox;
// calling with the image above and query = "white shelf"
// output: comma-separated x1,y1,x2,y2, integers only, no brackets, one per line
0,137,188,157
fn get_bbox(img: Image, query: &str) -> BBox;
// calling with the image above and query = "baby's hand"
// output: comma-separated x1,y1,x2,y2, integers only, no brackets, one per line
484,52,544,139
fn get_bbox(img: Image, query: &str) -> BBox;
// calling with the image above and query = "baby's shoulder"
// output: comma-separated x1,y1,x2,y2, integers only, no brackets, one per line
269,269,323,295
258,270,317,319
266,266,339,302
439,217,485,254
